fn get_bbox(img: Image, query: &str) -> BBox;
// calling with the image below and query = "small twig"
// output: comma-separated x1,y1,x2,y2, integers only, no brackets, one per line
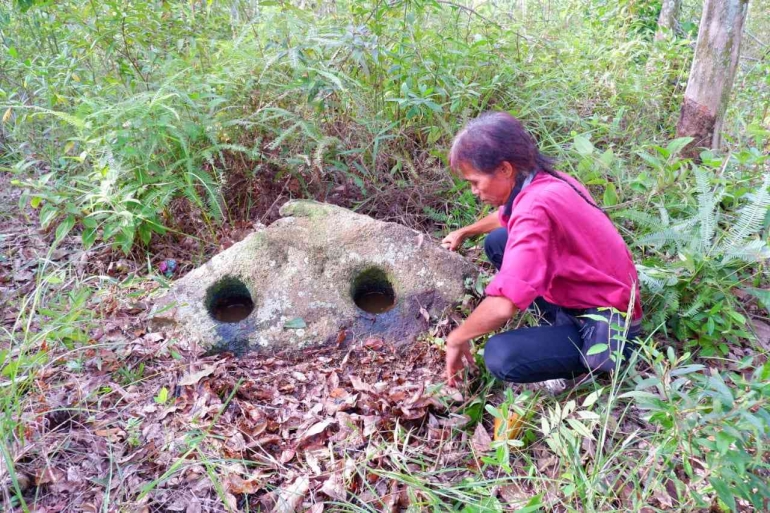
745,30,768,48
120,16,150,90
433,0,502,30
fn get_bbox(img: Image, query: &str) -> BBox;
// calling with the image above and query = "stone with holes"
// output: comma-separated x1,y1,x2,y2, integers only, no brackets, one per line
150,200,477,354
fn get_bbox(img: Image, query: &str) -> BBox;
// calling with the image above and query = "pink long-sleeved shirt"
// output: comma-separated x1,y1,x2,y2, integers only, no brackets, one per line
485,171,643,320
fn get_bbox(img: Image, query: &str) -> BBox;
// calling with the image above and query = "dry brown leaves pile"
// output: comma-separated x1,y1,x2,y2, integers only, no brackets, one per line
9,313,495,512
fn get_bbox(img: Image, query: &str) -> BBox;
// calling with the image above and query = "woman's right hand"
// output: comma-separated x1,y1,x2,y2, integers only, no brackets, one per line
441,229,467,251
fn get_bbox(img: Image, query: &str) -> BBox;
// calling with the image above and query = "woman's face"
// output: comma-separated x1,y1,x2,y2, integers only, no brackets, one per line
458,160,516,207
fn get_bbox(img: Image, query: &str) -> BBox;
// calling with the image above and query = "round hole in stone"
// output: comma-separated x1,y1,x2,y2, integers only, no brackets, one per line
206,277,254,323
351,267,396,314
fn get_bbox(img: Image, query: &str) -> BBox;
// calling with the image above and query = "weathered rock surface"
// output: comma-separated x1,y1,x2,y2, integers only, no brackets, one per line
151,200,477,354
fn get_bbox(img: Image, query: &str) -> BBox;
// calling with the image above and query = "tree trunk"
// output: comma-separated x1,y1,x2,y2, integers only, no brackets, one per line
676,0,749,155
655,0,682,41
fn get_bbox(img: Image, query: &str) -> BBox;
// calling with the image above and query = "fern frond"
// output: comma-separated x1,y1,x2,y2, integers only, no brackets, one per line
681,294,706,318
717,173,770,255
186,167,223,220
648,288,679,328
694,168,724,250
637,265,664,292
637,227,693,249
721,238,770,264
661,288,680,317
422,206,451,224
637,264,679,292
614,209,662,230
267,121,302,151
313,136,339,175
658,204,671,227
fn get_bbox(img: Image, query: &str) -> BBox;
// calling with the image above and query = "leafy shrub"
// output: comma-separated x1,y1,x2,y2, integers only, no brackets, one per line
629,344,770,510
625,167,769,355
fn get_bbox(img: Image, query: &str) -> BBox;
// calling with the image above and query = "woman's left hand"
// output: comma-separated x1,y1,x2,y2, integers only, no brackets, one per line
445,338,476,387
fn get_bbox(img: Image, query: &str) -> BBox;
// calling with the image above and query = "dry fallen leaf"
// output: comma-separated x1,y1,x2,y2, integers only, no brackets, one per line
273,475,310,513
471,423,492,454
225,473,264,495
320,472,346,501
186,498,203,513
361,415,379,437
179,364,217,386
297,418,335,446
349,375,373,393
35,466,66,486
224,491,238,510
305,451,322,475
363,337,384,351
94,427,126,442
653,487,674,509
499,482,530,508
280,448,296,464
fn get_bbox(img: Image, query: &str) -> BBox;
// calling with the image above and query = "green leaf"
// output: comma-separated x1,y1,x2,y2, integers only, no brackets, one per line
618,391,659,400
566,418,594,439
284,317,307,329
599,149,614,167
576,410,601,421
138,223,152,245
82,226,97,250
30,196,42,208
154,387,169,404
637,151,663,169
586,343,608,356
603,183,618,207
484,404,505,420
665,137,694,157
39,204,59,229
55,215,76,242
114,228,135,254
516,495,543,513
582,388,603,408
573,135,594,156
710,478,736,512
461,496,503,513
744,287,770,313
580,314,609,323
8,47,18,59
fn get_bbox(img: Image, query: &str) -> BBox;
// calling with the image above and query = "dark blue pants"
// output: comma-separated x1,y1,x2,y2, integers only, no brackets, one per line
482,228,637,383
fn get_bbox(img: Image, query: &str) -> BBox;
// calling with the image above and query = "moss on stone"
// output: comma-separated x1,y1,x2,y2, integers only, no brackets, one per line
279,200,333,220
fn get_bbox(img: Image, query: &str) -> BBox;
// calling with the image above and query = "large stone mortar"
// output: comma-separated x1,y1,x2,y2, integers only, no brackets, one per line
150,200,477,354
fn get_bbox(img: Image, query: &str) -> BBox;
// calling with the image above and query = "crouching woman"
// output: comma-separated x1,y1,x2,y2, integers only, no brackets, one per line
441,112,642,388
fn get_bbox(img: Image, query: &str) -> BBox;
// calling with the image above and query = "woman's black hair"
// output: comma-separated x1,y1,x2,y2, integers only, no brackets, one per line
449,112,605,214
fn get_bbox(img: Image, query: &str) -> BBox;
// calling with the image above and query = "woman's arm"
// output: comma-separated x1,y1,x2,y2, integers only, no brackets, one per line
445,295,517,385
441,213,502,251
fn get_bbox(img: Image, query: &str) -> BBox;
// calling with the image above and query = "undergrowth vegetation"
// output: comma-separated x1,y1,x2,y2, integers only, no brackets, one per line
1,0,769,511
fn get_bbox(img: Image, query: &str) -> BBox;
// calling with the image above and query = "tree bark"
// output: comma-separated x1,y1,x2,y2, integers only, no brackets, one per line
655,0,682,41
676,0,749,156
